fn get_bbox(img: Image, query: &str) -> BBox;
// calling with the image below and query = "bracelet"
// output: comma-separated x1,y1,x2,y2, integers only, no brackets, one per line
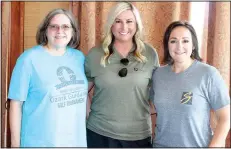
151,113,157,115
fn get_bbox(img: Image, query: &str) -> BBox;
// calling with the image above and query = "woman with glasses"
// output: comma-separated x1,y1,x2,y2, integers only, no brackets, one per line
150,20,230,147
85,2,159,148
8,8,87,147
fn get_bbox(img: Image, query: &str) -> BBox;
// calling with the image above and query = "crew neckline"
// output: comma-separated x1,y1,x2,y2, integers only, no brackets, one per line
168,60,198,76
39,45,70,57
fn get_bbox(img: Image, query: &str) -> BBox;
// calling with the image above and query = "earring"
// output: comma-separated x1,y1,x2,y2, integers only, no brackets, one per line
191,49,195,58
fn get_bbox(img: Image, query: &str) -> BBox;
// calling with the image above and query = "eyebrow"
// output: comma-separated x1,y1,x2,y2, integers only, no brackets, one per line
169,37,190,39
49,23,71,25
115,18,134,20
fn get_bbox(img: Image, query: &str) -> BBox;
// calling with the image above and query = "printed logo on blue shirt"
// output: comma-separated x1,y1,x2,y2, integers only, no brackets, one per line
49,66,87,108
55,66,84,89
181,92,193,105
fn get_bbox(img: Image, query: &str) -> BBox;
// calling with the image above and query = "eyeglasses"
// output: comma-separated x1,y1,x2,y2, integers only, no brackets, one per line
118,58,129,77
48,24,72,31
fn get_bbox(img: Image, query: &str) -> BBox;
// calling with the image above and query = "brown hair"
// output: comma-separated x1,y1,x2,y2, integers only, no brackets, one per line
36,8,80,48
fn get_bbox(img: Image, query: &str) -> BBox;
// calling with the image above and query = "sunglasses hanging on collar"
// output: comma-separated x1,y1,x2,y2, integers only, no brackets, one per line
118,58,129,77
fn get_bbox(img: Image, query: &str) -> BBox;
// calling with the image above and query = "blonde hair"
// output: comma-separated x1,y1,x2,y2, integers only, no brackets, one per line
101,2,147,67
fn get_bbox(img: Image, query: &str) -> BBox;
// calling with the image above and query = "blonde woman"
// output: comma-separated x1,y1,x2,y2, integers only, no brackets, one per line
85,2,159,148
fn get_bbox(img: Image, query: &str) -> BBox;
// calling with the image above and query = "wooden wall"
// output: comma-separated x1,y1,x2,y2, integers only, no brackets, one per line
1,2,11,147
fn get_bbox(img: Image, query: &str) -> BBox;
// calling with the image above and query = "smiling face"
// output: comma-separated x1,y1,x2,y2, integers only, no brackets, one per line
168,26,194,64
46,14,73,49
111,10,137,43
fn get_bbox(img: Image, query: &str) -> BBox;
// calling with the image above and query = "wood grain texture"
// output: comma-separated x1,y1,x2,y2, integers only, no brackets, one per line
1,2,11,147
10,2,24,78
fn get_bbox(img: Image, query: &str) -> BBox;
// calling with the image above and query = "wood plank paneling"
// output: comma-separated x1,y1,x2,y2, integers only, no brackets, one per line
10,2,24,78
1,2,11,147
2,2,24,147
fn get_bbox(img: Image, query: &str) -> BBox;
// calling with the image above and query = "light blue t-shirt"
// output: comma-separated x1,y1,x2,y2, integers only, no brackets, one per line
8,45,88,147
151,60,230,147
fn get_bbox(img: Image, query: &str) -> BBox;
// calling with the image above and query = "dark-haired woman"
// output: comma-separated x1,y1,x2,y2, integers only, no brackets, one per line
150,20,230,147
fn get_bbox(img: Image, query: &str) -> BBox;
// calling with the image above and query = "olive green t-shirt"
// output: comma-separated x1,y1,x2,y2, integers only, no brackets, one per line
85,43,159,140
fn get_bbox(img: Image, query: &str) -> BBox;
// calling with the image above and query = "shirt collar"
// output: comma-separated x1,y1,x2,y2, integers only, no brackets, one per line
112,44,136,58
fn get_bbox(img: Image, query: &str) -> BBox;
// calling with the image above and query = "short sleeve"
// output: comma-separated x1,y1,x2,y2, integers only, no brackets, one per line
149,67,158,102
8,53,32,101
145,43,160,101
207,68,230,110
152,48,160,68
84,54,94,82
145,43,160,68
77,50,85,70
